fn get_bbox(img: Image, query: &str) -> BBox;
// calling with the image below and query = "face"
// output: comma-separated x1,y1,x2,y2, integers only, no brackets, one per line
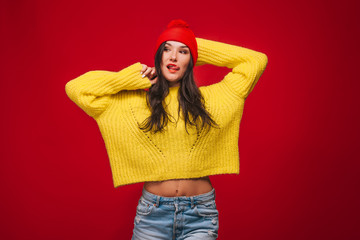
160,41,191,87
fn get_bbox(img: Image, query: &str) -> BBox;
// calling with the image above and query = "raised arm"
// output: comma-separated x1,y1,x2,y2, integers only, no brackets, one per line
65,62,152,118
195,37,268,99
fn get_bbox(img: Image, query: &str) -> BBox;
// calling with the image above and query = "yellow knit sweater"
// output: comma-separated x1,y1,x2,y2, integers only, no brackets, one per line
65,38,268,187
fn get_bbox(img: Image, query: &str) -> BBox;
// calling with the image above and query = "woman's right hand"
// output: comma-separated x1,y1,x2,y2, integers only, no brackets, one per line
141,64,158,85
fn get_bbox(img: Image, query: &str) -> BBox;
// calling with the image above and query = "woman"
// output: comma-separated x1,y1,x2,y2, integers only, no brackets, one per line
65,19,268,240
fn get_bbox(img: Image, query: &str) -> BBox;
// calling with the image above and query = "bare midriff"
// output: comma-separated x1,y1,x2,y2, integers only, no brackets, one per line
143,176,213,197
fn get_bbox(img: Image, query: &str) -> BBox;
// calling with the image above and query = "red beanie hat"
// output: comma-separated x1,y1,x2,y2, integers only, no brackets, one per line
155,19,198,65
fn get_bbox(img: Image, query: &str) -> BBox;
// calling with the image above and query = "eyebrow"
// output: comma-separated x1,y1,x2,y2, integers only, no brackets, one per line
165,43,189,49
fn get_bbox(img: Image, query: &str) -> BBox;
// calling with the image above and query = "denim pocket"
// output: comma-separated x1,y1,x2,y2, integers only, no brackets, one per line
194,200,219,217
136,197,154,216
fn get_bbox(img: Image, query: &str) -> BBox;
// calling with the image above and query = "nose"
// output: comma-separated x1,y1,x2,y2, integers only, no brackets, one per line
170,51,177,61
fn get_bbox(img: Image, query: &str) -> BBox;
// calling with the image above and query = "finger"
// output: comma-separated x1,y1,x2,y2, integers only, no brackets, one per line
149,74,157,80
143,68,152,78
140,64,147,74
151,69,156,76
150,68,158,78
149,76,158,85
148,69,155,79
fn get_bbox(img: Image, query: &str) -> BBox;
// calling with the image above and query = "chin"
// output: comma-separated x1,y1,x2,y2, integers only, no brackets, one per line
164,74,181,83
161,68,183,82
166,80,179,86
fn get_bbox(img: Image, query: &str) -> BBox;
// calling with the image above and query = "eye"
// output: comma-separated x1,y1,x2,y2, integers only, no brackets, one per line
164,47,170,52
180,50,188,54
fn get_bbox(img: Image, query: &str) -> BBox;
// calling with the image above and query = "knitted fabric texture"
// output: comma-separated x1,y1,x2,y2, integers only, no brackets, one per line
65,38,268,187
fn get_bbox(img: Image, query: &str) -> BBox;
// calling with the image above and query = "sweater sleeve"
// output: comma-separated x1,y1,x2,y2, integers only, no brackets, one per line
65,62,152,118
195,37,268,99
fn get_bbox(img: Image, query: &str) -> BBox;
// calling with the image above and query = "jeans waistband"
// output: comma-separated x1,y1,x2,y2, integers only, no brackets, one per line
141,187,216,207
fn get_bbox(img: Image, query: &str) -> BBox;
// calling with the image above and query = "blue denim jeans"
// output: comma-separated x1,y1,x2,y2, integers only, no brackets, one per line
131,187,219,240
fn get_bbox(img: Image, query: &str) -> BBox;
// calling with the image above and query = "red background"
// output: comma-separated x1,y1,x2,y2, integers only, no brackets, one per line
1,0,359,239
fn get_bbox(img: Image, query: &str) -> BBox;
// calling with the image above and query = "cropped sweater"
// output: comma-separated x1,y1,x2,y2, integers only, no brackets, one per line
65,38,268,187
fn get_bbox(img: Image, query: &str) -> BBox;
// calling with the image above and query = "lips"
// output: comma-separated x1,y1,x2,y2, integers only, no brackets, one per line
167,64,180,72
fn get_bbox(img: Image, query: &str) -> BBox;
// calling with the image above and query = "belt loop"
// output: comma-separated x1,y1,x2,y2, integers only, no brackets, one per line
156,196,160,207
190,197,195,209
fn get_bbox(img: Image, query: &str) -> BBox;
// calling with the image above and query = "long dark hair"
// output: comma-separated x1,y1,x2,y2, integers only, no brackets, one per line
139,42,219,135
